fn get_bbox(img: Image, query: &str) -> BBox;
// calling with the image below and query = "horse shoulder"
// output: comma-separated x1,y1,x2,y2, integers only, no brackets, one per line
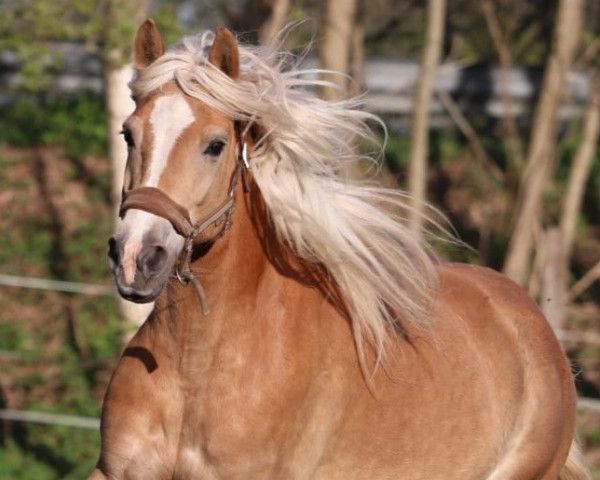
96,318,185,478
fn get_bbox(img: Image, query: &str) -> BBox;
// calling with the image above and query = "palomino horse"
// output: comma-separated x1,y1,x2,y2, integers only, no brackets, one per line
91,20,590,479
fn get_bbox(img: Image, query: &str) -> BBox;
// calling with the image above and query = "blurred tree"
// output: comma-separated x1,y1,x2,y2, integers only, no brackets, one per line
480,0,523,175
213,0,292,44
101,0,150,211
0,1,181,326
0,1,100,92
257,0,293,45
540,73,600,329
318,0,366,182
319,0,362,101
560,75,600,271
101,1,155,329
408,0,446,234
502,0,584,286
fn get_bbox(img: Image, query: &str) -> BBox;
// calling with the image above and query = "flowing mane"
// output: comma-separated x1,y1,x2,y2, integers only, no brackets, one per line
129,30,439,364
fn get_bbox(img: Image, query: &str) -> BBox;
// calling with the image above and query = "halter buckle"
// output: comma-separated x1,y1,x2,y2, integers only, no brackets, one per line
241,142,250,170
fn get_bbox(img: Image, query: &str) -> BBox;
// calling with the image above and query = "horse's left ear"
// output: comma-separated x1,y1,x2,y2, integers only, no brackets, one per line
209,27,240,79
134,19,165,70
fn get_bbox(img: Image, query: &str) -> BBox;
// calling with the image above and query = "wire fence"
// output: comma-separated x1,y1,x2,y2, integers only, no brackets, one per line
0,273,113,296
2,394,600,432
0,274,110,431
0,408,100,429
1,272,599,431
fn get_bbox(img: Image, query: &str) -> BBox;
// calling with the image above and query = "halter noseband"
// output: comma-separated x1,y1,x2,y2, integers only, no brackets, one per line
118,141,249,316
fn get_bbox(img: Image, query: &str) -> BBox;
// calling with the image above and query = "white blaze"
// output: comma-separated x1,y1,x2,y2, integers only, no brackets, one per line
148,94,195,186
121,237,142,285
118,94,193,285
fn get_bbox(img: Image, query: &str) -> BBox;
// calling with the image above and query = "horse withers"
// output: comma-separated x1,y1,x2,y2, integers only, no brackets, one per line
90,19,590,479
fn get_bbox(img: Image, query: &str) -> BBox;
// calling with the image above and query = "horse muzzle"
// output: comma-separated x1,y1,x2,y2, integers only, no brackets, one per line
107,222,184,303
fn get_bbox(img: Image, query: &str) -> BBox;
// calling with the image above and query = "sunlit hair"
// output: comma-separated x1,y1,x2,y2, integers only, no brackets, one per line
130,29,445,370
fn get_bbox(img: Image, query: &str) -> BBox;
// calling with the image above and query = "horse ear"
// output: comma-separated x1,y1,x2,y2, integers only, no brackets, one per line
208,27,240,79
134,19,165,71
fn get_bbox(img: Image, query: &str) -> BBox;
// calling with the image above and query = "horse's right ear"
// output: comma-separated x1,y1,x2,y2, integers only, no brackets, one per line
208,27,240,79
134,19,165,71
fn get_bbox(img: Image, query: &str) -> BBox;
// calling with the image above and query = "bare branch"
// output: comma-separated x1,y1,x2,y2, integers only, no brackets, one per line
568,260,600,302
408,0,447,234
480,0,523,169
437,90,504,182
502,0,584,285
560,75,600,259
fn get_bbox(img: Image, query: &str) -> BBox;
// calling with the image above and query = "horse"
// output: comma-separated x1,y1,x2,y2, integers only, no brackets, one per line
90,19,590,479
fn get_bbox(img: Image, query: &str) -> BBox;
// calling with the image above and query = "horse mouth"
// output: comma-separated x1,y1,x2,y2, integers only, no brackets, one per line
109,256,170,303
114,281,164,304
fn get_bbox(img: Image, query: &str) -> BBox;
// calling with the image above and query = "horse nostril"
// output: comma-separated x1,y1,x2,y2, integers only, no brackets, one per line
107,237,120,269
138,245,168,279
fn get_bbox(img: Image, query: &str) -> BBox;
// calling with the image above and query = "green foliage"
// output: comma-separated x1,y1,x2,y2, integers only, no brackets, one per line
553,126,600,227
1,427,100,480
0,0,104,91
0,442,57,480
0,114,117,478
0,323,26,350
0,0,182,89
0,93,107,157
449,0,555,65
384,134,410,170
0,290,119,479
154,3,185,46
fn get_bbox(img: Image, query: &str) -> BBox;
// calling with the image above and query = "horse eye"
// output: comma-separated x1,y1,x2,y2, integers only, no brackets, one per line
120,129,134,149
204,140,226,157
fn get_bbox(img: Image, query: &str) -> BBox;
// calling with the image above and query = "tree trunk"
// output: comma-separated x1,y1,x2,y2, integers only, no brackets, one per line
540,73,600,329
257,0,292,45
105,64,154,329
502,0,583,286
408,0,446,234
103,0,151,328
480,0,523,174
348,0,365,98
540,227,567,330
560,76,600,259
105,65,135,213
568,260,600,302
319,0,365,180
319,0,359,101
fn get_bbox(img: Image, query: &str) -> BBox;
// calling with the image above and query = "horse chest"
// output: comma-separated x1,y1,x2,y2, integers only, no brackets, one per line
173,397,333,480
162,323,352,479
171,356,329,478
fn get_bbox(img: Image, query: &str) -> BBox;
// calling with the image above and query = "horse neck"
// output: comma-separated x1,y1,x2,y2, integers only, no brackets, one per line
153,181,273,345
147,180,352,382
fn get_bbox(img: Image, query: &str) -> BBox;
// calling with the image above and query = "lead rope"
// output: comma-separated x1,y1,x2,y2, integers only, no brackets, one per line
174,146,247,315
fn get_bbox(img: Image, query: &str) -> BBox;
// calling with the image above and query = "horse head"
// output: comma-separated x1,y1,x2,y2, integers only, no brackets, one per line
107,20,246,304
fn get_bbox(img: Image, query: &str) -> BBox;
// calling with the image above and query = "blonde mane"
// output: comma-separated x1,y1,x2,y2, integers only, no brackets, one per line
130,30,440,366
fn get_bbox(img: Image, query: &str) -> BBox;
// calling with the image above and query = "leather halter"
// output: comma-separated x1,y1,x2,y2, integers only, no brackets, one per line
118,165,241,241
118,141,248,315
120,187,194,237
